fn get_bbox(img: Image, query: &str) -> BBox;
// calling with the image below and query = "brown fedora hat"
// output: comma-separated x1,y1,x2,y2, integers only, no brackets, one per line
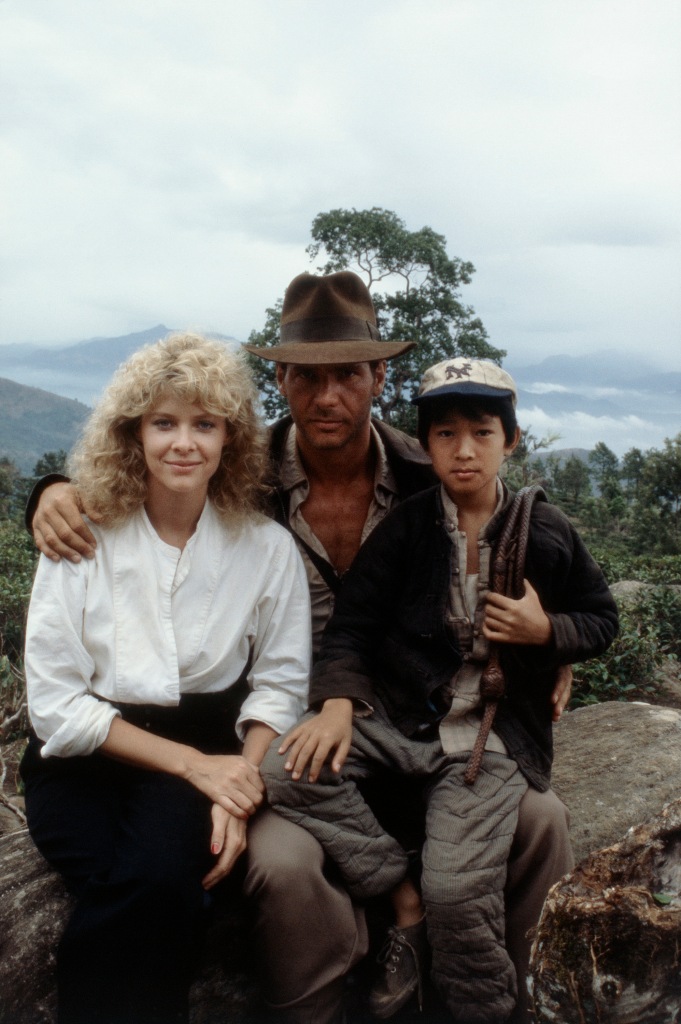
242,271,416,364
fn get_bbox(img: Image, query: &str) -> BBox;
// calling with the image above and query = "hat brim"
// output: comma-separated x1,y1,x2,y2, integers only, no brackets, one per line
242,339,416,364
412,382,516,404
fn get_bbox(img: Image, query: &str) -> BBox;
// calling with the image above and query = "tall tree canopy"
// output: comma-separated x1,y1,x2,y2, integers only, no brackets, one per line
246,207,504,430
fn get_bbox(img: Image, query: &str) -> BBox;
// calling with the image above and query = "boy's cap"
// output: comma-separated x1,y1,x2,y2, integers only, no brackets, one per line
413,358,517,407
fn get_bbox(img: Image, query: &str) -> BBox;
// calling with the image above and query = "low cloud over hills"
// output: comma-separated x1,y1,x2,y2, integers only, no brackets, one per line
0,331,679,465
506,352,681,456
0,326,185,408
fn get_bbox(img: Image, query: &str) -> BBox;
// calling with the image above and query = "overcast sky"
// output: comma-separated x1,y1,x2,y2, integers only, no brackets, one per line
1,0,679,378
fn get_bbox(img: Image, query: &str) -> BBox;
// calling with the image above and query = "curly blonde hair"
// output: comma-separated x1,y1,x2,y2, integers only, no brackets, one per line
69,332,270,525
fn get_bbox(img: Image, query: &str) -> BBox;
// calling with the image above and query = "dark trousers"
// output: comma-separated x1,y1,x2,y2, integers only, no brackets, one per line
20,693,244,1024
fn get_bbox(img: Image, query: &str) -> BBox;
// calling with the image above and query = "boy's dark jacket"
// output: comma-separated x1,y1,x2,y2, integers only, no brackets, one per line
310,484,619,791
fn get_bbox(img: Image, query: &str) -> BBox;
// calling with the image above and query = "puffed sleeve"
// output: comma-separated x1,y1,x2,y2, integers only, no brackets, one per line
235,528,311,739
24,554,120,757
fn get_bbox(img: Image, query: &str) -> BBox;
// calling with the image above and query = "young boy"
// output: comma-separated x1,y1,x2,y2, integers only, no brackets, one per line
262,358,618,1024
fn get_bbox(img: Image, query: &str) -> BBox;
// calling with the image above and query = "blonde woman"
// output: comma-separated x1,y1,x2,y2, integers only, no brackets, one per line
21,333,311,1024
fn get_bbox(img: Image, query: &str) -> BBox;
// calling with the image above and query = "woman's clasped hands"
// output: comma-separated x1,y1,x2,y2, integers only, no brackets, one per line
186,751,265,817
184,751,264,889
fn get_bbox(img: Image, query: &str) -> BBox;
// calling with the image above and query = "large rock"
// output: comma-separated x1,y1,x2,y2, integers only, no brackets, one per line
0,831,67,1024
551,701,681,864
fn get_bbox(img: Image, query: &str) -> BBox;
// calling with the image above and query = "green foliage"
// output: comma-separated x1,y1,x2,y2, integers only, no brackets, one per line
572,586,680,706
0,457,23,520
545,453,592,515
641,585,681,659
245,300,285,421
571,628,661,706
0,519,38,662
34,449,68,476
641,434,681,516
588,442,622,502
308,208,504,431
590,550,681,585
504,428,560,490
620,447,646,500
0,450,70,738
246,207,503,428
541,433,681,558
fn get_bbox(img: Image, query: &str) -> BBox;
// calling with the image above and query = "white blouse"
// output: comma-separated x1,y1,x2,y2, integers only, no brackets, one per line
25,502,311,758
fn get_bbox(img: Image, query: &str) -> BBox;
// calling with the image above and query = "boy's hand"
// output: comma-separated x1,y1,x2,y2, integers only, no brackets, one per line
33,482,99,562
278,699,353,783
483,578,552,646
551,664,573,721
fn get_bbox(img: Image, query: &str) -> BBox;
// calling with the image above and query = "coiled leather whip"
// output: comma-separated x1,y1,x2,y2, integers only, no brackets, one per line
463,485,546,785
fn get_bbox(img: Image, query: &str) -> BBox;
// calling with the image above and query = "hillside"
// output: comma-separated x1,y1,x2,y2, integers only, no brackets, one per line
0,378,90,474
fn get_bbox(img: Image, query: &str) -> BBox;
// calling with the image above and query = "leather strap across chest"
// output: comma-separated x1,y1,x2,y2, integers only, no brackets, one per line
463,485,547,785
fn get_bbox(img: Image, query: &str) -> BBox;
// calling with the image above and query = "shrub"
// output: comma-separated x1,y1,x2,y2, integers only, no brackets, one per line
0,520,38,663
572,585,680,706
590,550,681,586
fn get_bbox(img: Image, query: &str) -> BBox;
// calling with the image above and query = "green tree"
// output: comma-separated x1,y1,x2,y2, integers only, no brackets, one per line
626,434,681,554
33,450,68,477
246,300,285,420
641,434,681,518
588,442,621,502
504,428,560,490
0,519,37,662
546,454,592,514
247,207,504,430
620,447,646,501
0,458,22,521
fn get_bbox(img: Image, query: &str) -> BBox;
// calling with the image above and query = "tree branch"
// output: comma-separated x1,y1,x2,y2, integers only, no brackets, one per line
0,702,27,741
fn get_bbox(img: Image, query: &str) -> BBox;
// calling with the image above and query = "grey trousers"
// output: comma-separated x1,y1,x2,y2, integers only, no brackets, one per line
248,762,573,1024
262,711,531,1023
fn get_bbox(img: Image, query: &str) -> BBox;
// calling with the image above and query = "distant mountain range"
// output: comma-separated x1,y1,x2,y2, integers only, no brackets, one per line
0,329,679,470
505,352,681,456
0,326,238,409
508,352,681,414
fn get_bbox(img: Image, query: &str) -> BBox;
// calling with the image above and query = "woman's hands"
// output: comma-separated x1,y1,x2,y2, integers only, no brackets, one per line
102,719,265,820
185,753,265,819
202,805,248,889
277,698,353,783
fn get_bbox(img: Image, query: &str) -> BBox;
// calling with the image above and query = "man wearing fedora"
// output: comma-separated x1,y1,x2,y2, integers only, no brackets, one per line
29,271,572,1024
